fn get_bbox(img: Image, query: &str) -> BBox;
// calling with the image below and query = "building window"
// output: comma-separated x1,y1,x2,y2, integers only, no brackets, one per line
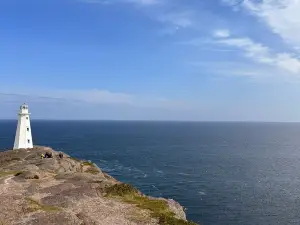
27,128,29,132
26,117,28,120
28,139,30,143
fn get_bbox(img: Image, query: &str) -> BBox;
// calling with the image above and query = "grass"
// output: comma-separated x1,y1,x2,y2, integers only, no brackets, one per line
70,158,100,174
0,171,15,177
25,197,61,212
0,170,22,177
81,161,100,174
81,161,94,167
105,184,198,225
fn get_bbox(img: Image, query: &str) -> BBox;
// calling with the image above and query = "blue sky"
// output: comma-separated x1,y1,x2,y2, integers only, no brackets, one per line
1,0,300,121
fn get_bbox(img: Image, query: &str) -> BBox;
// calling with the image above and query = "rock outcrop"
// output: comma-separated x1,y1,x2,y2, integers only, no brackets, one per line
0,146,197,225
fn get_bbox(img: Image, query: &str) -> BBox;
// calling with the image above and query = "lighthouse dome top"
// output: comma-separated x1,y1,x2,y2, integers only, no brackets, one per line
20,103,28,110
18,103,30,115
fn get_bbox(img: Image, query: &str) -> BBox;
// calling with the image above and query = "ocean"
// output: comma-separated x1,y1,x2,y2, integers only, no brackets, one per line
1,120,300,225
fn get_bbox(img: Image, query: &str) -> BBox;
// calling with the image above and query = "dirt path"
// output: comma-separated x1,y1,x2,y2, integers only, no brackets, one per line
4,176,13,185
0,175,14,195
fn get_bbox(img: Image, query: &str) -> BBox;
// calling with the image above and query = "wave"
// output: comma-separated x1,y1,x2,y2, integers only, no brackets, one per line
198,191,206,196
152,185,160,191
178,172,190,176
154,169,164,174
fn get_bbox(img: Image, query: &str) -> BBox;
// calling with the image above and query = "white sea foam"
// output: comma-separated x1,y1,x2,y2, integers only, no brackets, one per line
198,191,206,196
178,172,190,176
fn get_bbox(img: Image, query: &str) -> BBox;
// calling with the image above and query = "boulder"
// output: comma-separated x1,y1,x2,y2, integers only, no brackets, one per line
16,171,40,180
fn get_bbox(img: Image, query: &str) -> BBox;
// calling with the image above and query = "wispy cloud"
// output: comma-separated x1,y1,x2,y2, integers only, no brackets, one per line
244,0,300,50
215,36,300,74
214,0,300,79
213,29,231,38
184,33,300,78
0,88,193,111
81,0,300,80
224,0,300,50
189,61,274,79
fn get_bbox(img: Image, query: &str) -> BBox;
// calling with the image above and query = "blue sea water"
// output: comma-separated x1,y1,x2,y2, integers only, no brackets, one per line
1,121,300,225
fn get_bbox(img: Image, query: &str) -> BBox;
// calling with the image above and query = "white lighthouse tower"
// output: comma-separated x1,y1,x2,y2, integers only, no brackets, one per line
13,103,33,149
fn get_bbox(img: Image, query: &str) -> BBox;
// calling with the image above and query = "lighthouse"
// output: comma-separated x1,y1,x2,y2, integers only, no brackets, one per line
13,103,33,149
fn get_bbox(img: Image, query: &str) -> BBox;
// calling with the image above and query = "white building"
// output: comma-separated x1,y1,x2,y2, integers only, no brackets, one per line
13,103,33,149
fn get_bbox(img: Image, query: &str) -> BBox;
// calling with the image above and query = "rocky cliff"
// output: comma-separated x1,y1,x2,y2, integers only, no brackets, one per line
0,146,197,225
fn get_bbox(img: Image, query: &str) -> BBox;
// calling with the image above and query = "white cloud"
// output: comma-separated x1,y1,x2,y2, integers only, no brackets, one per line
216,37,300,74
189,60,275,79
213,29,231,38
241,0,300,50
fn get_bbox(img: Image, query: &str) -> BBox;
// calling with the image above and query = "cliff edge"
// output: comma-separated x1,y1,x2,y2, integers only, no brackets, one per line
0,146,197,225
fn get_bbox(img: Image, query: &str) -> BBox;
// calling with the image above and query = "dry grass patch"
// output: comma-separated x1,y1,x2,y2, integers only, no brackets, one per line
81,161,100,174
81,161,94,167
105,184,198,225
25,197,61,213
0,170,22,177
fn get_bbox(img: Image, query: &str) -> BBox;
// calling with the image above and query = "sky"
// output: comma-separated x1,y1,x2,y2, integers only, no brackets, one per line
1,0,300,121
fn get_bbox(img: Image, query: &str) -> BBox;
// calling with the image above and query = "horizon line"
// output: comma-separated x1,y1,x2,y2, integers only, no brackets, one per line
1,119,300,123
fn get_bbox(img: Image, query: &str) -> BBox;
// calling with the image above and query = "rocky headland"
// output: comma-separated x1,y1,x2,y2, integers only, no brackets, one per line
0,146,197,225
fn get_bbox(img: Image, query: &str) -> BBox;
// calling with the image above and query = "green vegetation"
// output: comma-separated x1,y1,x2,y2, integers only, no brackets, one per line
105,184,197,225
81,161,94,167
25,197,61,212
105,183,139,196
81,161,100,174
0,170,21,177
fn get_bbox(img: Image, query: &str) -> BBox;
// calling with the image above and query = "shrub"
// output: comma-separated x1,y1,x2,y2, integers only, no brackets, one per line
81,161,94,167
14,172,23,176
106,183,139,197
